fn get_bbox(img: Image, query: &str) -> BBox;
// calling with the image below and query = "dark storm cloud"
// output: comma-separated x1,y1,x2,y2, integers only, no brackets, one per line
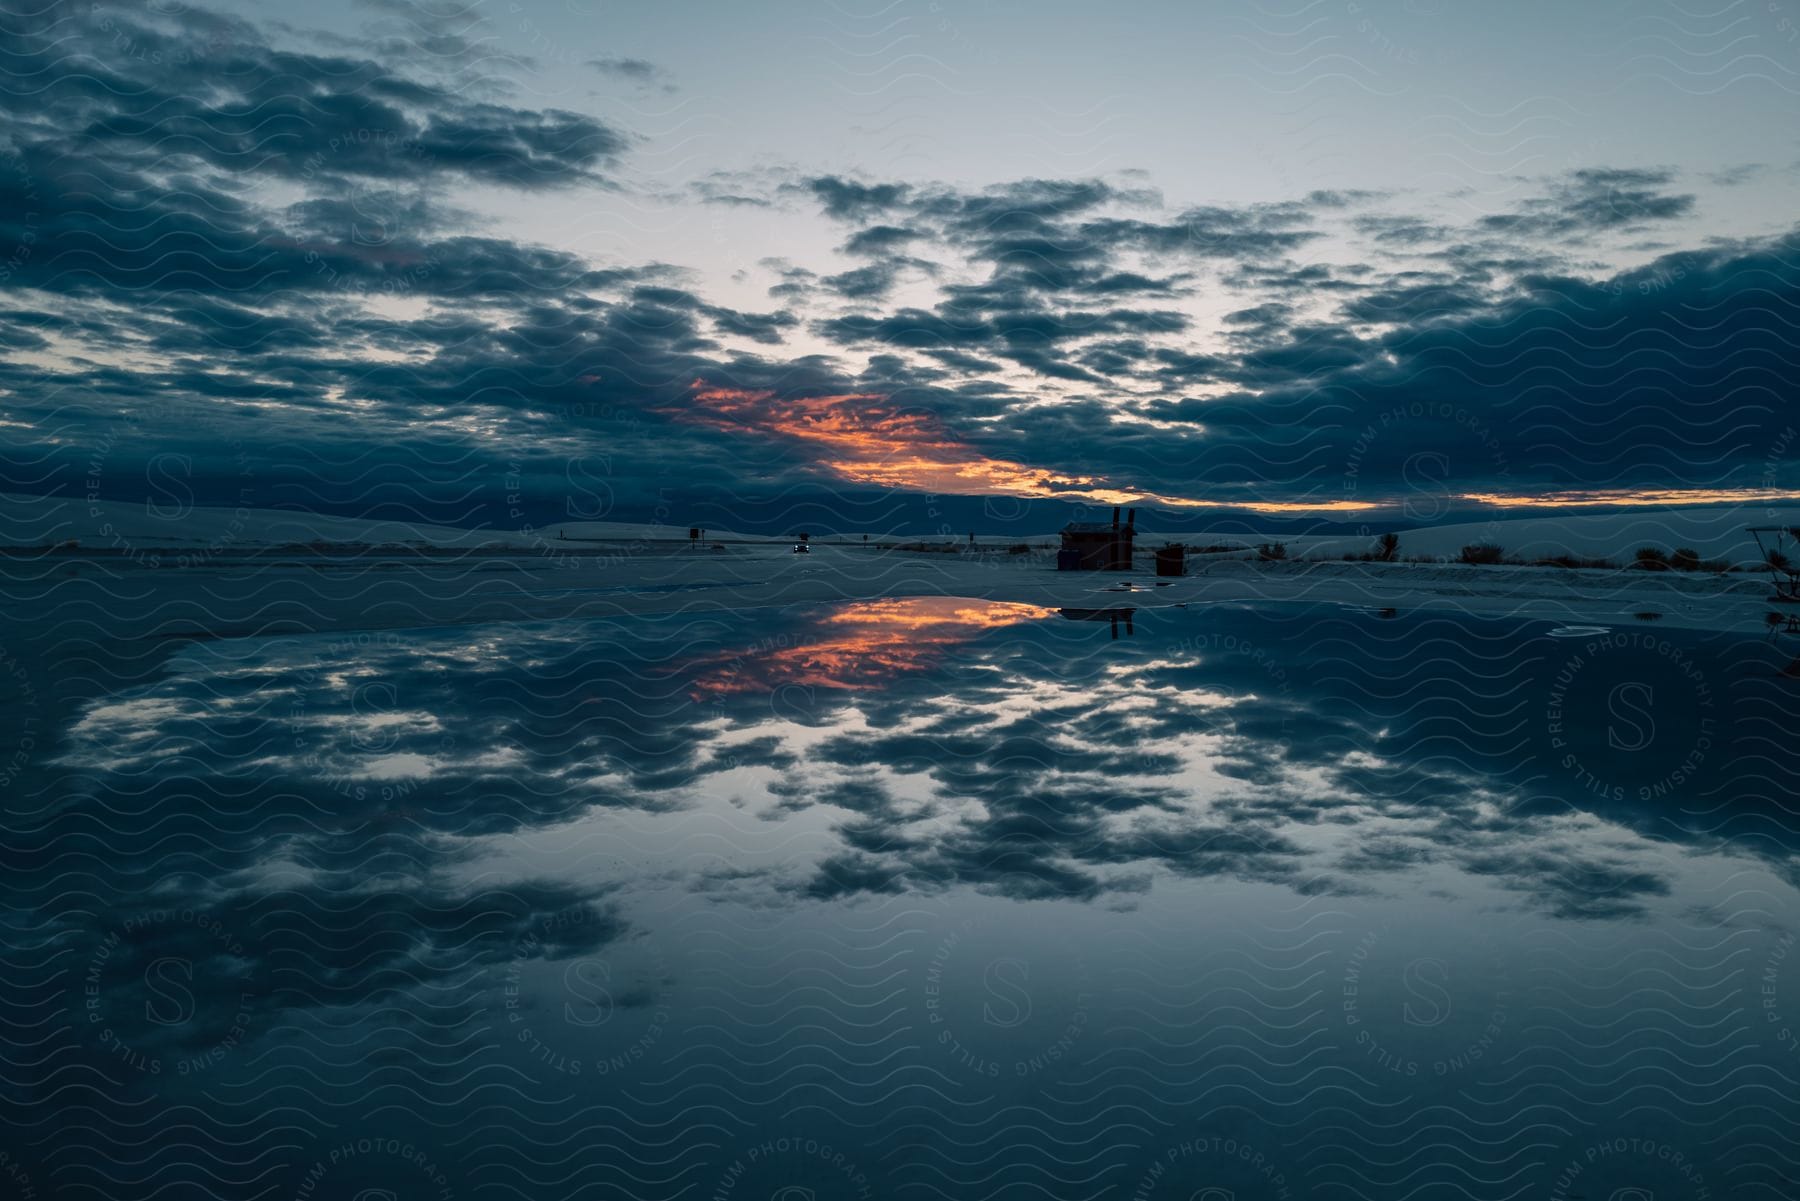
3,5,625,192
1130,232,1800,500
1147,348,1228,382
1221,302,1294,334
822,258,935,302
765,176,1299,381
1233,323,1369,381
1224,261,1357,293
815,303,1188,386
1078,205,1322,261
1480,168,1695,238
1304,188,1385,208
1078,339,1153,376
10,214,1794,518
0,135,641,309
842,225,922,256
301,0,526,74
804,176,913,221
1337,278,1484,324
708,305,799,344
1353,213,1453,246
0,0,1788,524
908,177,1136,231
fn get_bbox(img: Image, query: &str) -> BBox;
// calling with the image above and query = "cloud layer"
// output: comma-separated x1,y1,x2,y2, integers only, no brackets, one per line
0,5,1795,531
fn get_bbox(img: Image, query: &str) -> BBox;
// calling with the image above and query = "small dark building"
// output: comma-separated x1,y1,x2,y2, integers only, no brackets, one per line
1059,507,1136,571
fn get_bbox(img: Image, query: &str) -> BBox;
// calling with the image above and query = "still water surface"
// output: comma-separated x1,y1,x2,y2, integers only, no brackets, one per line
7,598,1799,1199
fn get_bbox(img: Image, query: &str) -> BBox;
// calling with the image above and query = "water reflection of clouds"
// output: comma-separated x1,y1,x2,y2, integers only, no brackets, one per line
13,600,1798,1201
30,599,1800,1067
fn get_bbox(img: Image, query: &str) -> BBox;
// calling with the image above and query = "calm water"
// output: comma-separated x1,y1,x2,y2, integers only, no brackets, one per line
5,597,1800,1199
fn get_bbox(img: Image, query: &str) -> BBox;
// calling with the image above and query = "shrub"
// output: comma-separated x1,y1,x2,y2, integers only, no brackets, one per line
1670,546,1701,572
1458,543,1505,565
1007,543,1031,555
1633,546,1669,570
1256,542,1288,561
1374,532,1400,562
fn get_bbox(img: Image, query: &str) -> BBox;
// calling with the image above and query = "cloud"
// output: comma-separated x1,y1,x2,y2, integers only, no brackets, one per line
1479,167,1696,239
1706,162,1767,187
1338,278,1484,324
5,5,628,192
842,225,922,256
804,175,913,221
1,3,1791,530
586,55,676,91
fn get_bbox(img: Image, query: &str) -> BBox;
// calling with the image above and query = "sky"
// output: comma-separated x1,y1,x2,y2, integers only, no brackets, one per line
2,0,1799,534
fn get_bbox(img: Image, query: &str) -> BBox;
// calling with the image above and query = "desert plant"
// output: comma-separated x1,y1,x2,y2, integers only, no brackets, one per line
1374,532,1400,562
1670,546,1701,572
1256,542,1288,561
1458,543,1505,565
1633,546,1669,570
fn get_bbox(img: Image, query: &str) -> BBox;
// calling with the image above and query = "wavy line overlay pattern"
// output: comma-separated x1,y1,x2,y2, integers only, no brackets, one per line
5,0,1800,1198
4,559,1800,1199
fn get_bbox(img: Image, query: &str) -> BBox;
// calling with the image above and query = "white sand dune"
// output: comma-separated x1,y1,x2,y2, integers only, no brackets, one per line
0,493,750,549
5,492,1798,637
815,506,1800,567
5,492,1796,569
1271,506,1800,565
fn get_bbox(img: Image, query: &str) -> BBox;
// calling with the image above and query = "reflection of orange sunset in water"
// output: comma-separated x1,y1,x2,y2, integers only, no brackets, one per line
687,598,1054,698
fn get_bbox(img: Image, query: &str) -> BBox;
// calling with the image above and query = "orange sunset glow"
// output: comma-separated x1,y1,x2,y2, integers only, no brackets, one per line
685,383,1199,508
686,597,1054,698
685,384,1799,516
1461,487,1800,509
